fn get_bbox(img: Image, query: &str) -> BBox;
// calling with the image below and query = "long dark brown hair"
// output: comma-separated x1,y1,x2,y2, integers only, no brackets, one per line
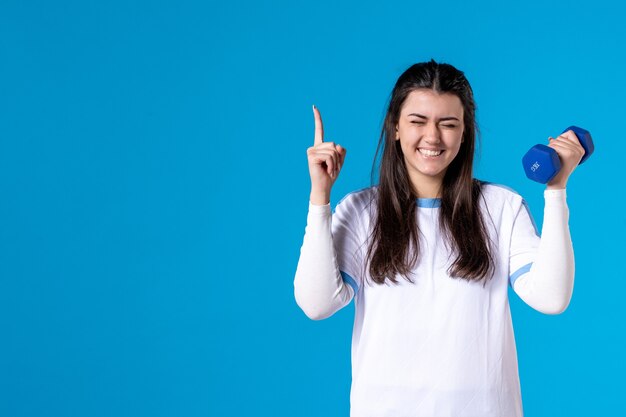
364,59,495,288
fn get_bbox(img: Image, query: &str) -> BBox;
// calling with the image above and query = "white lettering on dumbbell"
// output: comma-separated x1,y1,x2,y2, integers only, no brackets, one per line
531,161,540,172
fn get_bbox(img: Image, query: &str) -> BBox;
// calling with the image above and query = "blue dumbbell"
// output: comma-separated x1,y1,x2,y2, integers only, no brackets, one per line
522,126,594,183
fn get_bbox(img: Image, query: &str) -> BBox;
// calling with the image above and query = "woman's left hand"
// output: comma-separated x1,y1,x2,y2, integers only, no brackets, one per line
545,129,586,189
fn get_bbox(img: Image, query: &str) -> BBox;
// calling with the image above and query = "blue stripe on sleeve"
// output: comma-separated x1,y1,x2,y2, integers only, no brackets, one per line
340,271,359,297
510,262,533,287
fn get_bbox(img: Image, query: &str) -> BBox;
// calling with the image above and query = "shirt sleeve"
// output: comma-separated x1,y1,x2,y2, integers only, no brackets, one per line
331,193,366,298
510,189,575,315
293,201,355,321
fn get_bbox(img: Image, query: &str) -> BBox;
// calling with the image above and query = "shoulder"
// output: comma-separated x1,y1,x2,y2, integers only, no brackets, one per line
332,186,377,217
477,180,525,209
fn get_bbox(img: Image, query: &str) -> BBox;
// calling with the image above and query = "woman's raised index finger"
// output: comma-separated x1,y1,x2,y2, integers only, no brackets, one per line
312,104,324,145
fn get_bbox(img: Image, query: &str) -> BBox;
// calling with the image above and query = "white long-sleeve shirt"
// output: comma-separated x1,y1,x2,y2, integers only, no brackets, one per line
293,182,574,417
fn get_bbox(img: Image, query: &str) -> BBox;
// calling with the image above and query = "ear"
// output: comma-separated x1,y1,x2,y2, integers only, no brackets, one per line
395,124,399,140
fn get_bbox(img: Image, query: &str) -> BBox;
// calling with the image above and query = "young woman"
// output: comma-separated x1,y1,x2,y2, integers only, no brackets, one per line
293,59,582,417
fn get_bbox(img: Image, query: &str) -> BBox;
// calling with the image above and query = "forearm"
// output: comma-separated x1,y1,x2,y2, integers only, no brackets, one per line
293,202,354,320
513,189,575,314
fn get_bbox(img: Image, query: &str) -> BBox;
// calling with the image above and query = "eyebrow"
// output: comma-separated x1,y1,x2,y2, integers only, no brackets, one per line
407,113,460,122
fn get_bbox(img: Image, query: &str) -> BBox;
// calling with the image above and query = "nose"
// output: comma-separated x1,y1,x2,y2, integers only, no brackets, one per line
423,122,441,144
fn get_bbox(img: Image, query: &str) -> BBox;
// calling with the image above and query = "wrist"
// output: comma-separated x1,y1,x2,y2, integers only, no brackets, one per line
546,182,566,190
310,190,330,206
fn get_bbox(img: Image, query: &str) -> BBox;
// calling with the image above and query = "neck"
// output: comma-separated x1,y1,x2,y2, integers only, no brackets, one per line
409,173,443,199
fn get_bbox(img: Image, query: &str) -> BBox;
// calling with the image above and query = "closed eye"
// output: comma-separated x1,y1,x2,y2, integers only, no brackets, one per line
410,121,457,128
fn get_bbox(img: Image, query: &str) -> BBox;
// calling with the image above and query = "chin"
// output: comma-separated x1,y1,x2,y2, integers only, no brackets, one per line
420,171,445,178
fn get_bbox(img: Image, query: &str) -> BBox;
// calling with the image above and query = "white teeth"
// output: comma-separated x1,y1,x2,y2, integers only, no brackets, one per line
418,149,443,156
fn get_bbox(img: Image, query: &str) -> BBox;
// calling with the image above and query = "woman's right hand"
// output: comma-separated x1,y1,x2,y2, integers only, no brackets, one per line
307,105,347,205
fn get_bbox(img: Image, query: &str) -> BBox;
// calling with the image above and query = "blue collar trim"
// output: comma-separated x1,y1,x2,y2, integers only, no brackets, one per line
416,198,441,208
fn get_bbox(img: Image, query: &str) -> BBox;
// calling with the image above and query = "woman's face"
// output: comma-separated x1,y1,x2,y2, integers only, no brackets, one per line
395,88,465,189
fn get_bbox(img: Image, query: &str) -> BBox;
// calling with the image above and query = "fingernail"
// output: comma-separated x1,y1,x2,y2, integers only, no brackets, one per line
312,104,316,110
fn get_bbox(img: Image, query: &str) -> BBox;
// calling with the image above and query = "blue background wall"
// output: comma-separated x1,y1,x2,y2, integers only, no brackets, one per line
1,0,624,416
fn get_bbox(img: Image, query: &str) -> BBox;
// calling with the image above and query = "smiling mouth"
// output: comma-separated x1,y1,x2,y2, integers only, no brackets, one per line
418,149,444,157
